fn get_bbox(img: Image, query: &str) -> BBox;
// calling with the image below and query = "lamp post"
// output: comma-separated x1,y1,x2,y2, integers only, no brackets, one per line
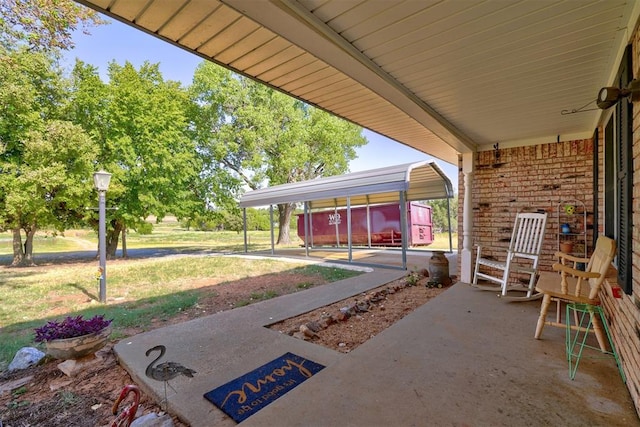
93,170,112,303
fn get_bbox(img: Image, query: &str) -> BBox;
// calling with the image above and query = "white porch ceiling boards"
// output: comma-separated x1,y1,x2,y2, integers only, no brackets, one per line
76,0,640,163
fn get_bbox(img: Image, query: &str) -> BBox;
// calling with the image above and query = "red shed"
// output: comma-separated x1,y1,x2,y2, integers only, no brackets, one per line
297,202,433,247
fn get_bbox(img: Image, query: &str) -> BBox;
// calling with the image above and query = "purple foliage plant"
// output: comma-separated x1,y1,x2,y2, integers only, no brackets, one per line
34,315,112,342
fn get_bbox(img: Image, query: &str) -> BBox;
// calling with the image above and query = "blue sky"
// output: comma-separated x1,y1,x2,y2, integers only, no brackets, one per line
63,17,457,188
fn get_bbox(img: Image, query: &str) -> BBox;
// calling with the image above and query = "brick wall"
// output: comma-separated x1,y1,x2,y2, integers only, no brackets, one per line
599,23,640,414
457,28,640,414
469,140,594,276
460,135,640,412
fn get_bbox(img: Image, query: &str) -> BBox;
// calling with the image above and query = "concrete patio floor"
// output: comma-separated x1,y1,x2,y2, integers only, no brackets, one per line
114,251,638,426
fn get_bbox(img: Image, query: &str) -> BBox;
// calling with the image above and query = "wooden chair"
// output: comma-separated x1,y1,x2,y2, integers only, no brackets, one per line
533,235,616,347
472,212,548,301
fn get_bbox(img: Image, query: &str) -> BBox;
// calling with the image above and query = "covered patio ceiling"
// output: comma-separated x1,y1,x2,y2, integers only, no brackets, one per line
76,1,640,166
239,160,453,209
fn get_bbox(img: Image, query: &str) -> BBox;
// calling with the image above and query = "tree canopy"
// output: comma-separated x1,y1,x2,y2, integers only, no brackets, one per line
0,47,99,265
0,1,105,265
188,63,367,243
0,1,370,263
68,60,203,257
0,0,105,52
428,197,458,233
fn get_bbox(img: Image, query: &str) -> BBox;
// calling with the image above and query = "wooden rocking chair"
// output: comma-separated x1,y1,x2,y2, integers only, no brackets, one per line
533,235,616,342
471,212,548,301
533,236,624,380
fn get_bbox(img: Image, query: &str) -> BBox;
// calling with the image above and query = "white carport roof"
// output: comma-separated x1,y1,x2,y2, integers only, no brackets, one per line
239,161,453,210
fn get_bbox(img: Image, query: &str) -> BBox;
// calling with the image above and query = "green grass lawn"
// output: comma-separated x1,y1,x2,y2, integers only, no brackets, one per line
0,221,302,256
429,232,458,251
0,223,457,255
0,232,90,254
0,254,360,369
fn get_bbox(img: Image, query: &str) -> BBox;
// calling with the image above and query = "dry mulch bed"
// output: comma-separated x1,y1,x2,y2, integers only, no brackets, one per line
269,274,449,353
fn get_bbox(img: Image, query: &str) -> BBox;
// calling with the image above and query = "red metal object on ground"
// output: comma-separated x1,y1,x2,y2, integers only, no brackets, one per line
612,286,623,299
111,385,140,427
297,202,433,247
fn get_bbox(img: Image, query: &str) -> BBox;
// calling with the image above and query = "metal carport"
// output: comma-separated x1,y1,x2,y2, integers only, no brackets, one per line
238,161,454,270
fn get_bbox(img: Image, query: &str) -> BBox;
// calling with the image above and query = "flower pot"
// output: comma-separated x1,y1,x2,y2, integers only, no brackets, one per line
45,325,112,360
559,242,574,253
585,213,594,226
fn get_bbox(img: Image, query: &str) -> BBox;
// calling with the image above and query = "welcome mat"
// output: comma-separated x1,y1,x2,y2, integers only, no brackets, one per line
204,352,325,423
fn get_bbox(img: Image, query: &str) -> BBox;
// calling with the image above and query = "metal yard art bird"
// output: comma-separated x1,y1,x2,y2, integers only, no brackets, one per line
111,385,140,427
145,345,196,409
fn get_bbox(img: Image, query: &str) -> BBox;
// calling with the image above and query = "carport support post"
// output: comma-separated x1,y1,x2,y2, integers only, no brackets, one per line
400,191,408,270
308,204,314,247
304,202,310,257
347,197,352,262
243,208,248,253
334,205,340,247
447,197,453,252
366,197,372,248
269,205,275,255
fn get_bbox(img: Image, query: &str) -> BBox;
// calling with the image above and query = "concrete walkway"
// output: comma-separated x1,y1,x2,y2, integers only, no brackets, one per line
114,253,638,426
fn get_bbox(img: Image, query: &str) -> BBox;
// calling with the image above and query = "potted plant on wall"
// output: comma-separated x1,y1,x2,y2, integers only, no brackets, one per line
559,241,574,253
34,315,113,360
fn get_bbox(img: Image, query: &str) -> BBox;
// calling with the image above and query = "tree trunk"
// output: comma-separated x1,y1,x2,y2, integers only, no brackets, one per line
121,227,127,258
11,228,24,266
276,203,295,245
23,226,36,266
11,226,37,266
106,219,124,259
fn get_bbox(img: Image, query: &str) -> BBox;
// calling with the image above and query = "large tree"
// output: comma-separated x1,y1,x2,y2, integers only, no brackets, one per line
427,196,458,233
3,120,98,265
69,60,203,257
0,48,99,265
189,63,367,244
0,1,104,265
0,0,104,52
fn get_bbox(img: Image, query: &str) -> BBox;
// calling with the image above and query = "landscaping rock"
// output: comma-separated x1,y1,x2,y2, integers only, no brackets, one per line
355,301,369,312
57,354,102,377
292,331,307,340
131,412,175,427
334,312,348,321
299,324,318,338
0,376,33,395
319,317,333,329
306,321,322,332
8,347,45,371
269,276,449,356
